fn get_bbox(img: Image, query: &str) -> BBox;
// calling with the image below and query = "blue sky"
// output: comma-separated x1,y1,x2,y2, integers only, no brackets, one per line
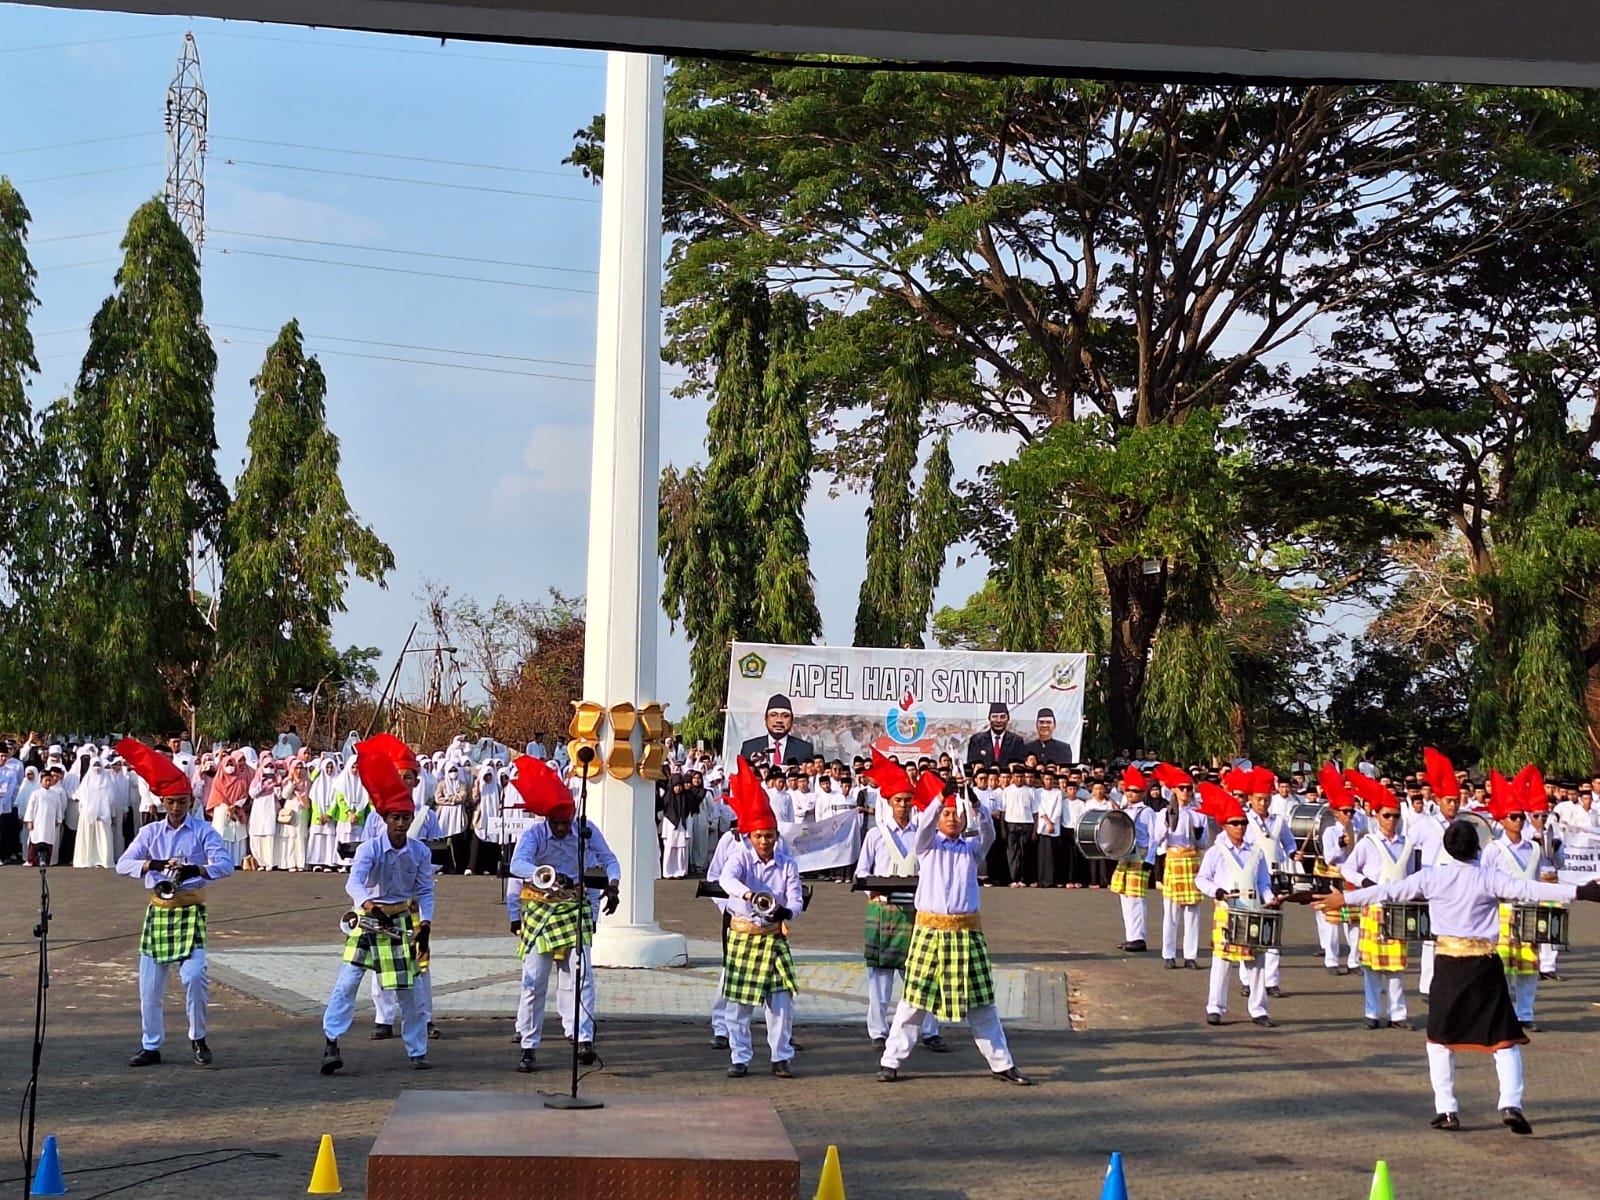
2,4,1008,714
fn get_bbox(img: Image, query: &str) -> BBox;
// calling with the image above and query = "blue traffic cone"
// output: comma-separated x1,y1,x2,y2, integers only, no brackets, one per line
1099,1151,1128,1200
30,1135,66,1195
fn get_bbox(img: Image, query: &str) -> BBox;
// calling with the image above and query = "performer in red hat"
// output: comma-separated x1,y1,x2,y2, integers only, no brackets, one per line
1152,763,1205,969
1482,766,1553,1030
1110,766,1157,952
319,742,435,1074
1195,783,1285,1027
115,738,235,1068
1339,772,1415,1029
1241,766,1296,997
1412,747,1465,998
1315,765,1362,975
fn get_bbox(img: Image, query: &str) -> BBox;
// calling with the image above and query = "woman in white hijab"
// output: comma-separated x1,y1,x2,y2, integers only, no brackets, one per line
206,751,250,867
246,754,281,869
466,762,503,876
276,757,312,871
331,754,369,871
71,753,118,867
432,759,471,873
305,754,342,871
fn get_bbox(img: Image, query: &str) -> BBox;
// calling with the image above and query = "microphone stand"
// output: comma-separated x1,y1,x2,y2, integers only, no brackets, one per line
546,749,602,1110
21,865,51,1200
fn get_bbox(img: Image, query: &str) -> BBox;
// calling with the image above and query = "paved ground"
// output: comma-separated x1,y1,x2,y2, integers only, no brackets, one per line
0,869,1596,1199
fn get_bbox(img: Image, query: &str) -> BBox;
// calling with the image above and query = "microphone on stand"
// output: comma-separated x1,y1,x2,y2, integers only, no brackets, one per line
546,743,603,1110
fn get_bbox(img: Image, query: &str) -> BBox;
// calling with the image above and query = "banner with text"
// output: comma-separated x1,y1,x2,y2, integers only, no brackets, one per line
723,642,1088,767
1559,824,1600,884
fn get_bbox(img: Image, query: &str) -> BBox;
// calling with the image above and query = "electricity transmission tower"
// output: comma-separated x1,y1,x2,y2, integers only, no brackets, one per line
164,32,208,262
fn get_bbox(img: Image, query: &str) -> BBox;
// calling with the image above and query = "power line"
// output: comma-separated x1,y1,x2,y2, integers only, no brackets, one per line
31,230,119,245
14,164,161,186
214,246,599,294
215,334,595,381
210,322,597,369
219,158,598,203
200,29,604,69
209,229,597,276
211,134,583,181
0,31,173,55
0,132,156,157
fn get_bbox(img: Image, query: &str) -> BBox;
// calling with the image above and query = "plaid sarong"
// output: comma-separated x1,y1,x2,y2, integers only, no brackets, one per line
1159,849,1201,906
722,927,798,1006
518,895,595,961
864,898,915,969
342,909,418,991
1318,875,1357,925
1110,861,1149,898
1211,902,1254,964
1496,903,1539,975
1358,905,1407,972
901,922,997,1022
139,901,206,964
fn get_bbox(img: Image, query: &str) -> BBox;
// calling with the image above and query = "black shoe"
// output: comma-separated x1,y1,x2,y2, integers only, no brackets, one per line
1252,1016,1276,1028
1205,1013,1222,1026
410,1055,431,1070
871,1036,886,1050
370,1024,395,1041
191,1039,212,1066
727,1063,748,1078
517,1049,537,1073
1522,1020,1540,1032
876,1067,898,1083
1239,984,1250,998
790,1041,805,1051
428,1023,440,1040
1184,959,1199,970
1120,940,1148,952
1266,986,1283,998
1391,1019,1413,1031
1364,1018,1381,1030
320,1040,343,1075
1501,1107,1532,1135
1539,971,1562,981
1163,957,1179,969
771,1059,794,1079
1336,966,1351,976
992,1067,1032,1086
577,1041,597,1065
922,1036,948,1053
1430,1112,1460,1131
711,1035,730,1050
128,1048,161,1067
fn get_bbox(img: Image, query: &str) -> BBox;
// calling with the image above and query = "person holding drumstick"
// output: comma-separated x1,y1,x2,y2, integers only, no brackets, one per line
1195,783,1287,1027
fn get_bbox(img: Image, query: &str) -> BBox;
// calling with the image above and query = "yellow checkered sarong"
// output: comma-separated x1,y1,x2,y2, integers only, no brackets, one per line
1357,905,1407,972
1159,848,1201,905
1110,861,1148,898
1211,902,1254,964
1317,870,1356,925
1496,903,1539,975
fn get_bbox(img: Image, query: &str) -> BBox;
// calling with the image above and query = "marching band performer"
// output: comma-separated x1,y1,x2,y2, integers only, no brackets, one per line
507,758,622,1074
115,739,235,1067
717,761,804,1078
1340,776,1414,1029
1152,763,1205,969
1195,782,1285,1027
1319,821,1600,1134
1482,767,1551,1031
1316,767,1361,975
856,751,946,1051
1526,807,1564,980
875,771,1029,1084
1241,767,1296,997
1408,748,1464,997
1109,767,1158,951
319,743,434,1074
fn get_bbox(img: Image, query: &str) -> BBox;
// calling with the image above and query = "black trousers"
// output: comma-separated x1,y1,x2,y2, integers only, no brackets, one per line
985,816,1011,884
0,811,21,861
1036,835,1058,887
1005,827,1032,885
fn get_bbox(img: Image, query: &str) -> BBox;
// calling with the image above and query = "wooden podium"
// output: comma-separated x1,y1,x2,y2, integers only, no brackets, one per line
368,1091,800,1200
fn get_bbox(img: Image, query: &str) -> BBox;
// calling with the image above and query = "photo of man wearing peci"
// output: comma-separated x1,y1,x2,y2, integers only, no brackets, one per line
738,694,815,767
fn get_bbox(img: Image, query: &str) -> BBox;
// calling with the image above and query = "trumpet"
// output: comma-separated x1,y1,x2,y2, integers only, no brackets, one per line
153,858,186,901
532,864,560,892
340,908,399,937
750,891,778,918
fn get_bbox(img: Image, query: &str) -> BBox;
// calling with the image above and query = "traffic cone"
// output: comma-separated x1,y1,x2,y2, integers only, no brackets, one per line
1368,1160,1393,1200
814,1144,845,1200
307,1135,342,1195
29,1135,66,1196
1099,1151,1129,1200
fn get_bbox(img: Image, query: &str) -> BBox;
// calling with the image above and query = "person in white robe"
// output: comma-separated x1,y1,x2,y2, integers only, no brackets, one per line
24,767,67,865
305,754,342,870
432,761,471,873
72,754,118,867
276,758,312,871
246,757,281,869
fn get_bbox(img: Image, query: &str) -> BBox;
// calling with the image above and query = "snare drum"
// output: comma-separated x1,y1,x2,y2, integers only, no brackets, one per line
1456,811,1494,851
1224,905,1282,948
1380,903,1431,942
1075,809,1136,860
1288,802,1335,861
1511,904,1569,947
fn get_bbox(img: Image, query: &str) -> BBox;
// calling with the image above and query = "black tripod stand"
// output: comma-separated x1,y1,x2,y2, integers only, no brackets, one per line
545,747,603,1110
21,866,51,1199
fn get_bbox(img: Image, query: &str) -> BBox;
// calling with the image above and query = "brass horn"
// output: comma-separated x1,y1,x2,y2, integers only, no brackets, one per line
532,864,560,892
750,891,778,918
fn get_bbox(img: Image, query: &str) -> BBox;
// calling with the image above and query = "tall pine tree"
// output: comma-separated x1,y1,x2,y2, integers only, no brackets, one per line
0,178,41,725
853,342,925,646
47,199,227,732
200,321,394,741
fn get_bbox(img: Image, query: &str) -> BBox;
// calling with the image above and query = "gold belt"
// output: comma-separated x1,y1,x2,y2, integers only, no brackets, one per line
1436,935,1495,958
1166,847,1199,860
915,911,981,932
523,888,581,904
730,917,781,937
150,888,205,909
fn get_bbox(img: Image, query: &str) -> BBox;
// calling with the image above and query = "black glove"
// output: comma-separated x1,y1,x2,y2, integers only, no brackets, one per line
415,924,431,957
176,864,205,881
146,858,169,872
1576,880,1600,903
602,884,620,916
1360,877,1376,889
771,904,795,922
1214,889,1229,901
509,919,522,936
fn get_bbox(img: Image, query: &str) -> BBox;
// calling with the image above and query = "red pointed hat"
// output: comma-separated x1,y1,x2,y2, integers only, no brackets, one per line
115,737,192,798
1422,747,1461,799
1487,769,1519,820
1319,762,1355,811
1344,769,1397,812
356,740,415,817
362,731,420,774
862,748,913,800
728,756,778,833
1220,766,1251,795
1519,765,1550,814
1152,762,1193,790
1248,766,1276,795
1196,781,1245,824
1121,765,1148,792
509,756,575,820
911,769,948,812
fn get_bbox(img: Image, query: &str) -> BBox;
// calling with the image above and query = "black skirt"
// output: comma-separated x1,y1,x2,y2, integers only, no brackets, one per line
1426,952,1527,1052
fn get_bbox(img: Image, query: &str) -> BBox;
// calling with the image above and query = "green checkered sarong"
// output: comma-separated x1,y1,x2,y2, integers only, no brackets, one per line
721,927,798,1006
342,909,418,990
901,921,996,1022
863,897,915,970
139,900,206,965
518,895,594,961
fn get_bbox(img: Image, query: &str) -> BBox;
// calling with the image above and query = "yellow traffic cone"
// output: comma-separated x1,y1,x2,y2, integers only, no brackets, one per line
814,1144,846,1200
1368,1159,1393,1200
308,1135,342,1195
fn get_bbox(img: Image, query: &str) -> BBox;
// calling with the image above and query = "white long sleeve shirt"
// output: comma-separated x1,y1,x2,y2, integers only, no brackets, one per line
1345,860,1575,940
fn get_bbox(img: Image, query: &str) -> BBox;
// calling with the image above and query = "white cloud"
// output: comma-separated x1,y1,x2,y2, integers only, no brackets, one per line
492,422,592,511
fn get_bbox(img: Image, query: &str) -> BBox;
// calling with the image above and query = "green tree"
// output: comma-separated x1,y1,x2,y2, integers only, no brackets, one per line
45,199,227,731
0,178,41,724
201,320,394,742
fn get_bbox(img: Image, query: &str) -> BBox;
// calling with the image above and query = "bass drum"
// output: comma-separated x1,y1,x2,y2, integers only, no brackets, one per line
1076,809,1136,860
1457,810,1494,851
1287,801,1336,861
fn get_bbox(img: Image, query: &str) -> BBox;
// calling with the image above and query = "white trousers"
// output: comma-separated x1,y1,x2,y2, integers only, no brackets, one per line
1538,942,1559,973
324,962,427,1057
866,967,940,1041
139,950,208,1051
1508,973,1537,1022
710,970,733,1038
1420,940,1435,993
1317,916,1360,967
372,969,434,1026
520,948,594,1049
1363,970,1407,1022
1119,894,1147,942
1161,900,1200,961
1209,954,1268,1019
1427,1041,1523,1113
880,999,1012,1071
727,989,794,1066
1239,947,1282,989
519,959,577,1039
